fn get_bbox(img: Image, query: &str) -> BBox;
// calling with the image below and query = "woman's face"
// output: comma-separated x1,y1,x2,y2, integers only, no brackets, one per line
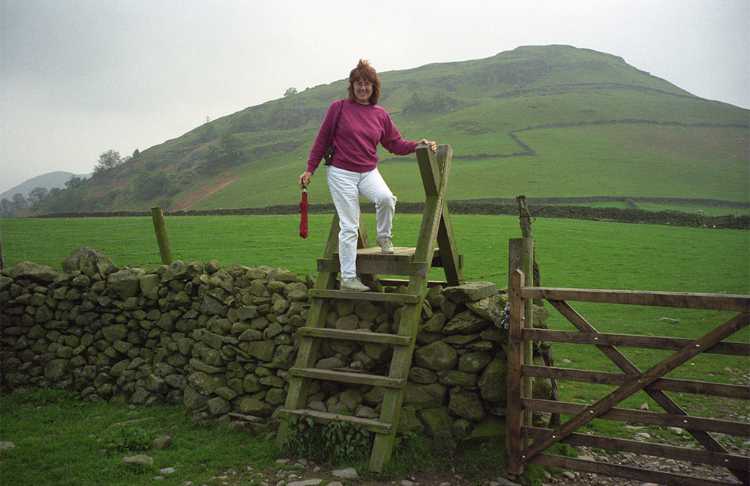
352,78,373,104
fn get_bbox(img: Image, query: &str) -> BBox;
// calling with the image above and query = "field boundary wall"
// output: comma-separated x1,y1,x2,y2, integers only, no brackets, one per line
0,248,553,441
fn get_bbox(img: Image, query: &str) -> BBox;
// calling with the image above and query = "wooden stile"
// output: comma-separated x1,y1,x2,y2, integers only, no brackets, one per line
276,144,463,472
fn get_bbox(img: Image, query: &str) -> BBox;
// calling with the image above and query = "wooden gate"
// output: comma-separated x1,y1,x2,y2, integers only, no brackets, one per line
506,269,750,485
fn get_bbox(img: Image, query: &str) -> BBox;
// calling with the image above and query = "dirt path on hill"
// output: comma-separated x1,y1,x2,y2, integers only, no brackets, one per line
173,175,239,210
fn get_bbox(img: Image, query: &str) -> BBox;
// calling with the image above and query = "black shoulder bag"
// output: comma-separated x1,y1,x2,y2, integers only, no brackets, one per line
323,101,345,166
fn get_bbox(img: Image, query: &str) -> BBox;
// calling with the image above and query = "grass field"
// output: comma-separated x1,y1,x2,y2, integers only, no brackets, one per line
0,390,276,486
2,213,748,447
0,389,528,486
2,213,747,290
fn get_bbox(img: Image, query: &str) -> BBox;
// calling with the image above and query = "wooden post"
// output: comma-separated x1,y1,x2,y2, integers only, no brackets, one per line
151,207,173,264
506,268,526,476
516,197,534,429
515,196,558,424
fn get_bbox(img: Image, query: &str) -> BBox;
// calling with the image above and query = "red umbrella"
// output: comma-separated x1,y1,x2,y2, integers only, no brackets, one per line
299,187,309,239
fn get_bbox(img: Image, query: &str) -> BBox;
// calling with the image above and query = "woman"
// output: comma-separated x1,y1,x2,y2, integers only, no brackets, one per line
299,59,437,292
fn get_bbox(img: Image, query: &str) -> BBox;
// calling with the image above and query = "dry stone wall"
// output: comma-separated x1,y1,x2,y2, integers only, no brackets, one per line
0,248,547,440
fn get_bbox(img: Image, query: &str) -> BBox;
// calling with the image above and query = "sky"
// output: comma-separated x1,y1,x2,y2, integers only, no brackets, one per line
1,0,748,193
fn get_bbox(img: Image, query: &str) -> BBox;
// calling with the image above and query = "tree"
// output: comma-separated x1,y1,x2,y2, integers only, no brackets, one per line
0,198,13,217
284,87,298,97
133,172,175,200
65,176,84,189
132,148,141,158
11,193,27,210
27,187,48,207
93,149,123,175
201,133,244,173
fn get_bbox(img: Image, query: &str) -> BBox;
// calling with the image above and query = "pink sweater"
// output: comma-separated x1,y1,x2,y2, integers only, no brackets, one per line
307,99,418,174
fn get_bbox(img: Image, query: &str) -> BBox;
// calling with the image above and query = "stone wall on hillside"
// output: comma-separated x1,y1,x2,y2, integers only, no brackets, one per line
0,248,550,440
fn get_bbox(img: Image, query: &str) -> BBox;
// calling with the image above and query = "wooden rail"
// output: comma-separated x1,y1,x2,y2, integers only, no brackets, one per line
506,268,750,485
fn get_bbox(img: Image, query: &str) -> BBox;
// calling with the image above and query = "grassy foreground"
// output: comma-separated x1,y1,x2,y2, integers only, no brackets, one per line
0,389,277,486
0,389,532,486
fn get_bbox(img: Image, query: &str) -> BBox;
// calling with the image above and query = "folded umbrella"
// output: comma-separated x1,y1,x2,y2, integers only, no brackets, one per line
299,187,309,239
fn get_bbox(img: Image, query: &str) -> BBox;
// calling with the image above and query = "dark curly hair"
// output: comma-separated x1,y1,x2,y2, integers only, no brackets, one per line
347,59,380,105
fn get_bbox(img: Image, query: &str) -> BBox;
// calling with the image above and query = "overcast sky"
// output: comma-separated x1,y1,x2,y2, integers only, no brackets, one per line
1,0,748,193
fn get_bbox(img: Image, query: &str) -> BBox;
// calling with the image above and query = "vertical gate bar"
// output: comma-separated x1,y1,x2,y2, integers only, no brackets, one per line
516,196,535,434
520,235,534,432
507,267,526,476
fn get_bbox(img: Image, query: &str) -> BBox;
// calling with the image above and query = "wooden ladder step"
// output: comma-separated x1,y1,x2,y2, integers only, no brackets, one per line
309,288,420,303
297,327,411,346
378,278,447,287
289,367,405,388
279,408,392,433
318,247,460,276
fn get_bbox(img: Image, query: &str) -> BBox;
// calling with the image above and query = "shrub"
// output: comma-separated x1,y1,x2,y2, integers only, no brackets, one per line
282,416,372,465
101,425,152,453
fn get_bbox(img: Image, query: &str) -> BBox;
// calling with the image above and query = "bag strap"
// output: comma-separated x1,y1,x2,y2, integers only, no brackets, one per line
329,100,345,146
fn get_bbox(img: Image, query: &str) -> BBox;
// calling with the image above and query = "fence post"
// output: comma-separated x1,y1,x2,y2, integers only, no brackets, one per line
516,196,535,432
506,267,526,476
151,207,173,264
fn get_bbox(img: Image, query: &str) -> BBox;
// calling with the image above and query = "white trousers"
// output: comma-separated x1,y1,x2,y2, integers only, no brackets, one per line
326,166,397,280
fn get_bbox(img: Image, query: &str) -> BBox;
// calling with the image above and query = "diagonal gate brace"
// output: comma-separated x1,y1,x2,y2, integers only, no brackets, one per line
522,311,750,465
549,300,750,484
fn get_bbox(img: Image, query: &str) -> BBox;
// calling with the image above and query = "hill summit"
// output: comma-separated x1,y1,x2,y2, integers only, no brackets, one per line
37,45,749,214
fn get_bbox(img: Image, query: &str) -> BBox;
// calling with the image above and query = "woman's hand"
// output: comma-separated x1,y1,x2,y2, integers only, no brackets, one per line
299,171,312,188
419,139,438,152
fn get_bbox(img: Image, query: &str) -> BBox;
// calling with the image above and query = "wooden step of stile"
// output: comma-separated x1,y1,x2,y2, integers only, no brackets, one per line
309,288,420,304
279,408,392,434
289,367,405,388
296,327,411,346
317,246,448,277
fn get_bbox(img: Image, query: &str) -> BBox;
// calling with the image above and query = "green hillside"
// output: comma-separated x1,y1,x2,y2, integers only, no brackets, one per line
40,45,750,213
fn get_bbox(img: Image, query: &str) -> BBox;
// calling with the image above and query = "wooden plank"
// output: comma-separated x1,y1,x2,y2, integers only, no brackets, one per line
318,257,429,277
524,399,750,436
309,288,420,304
522,287,750,311
525,426,750,471
531,454,740,486
415,145,440,196
506,269,525,476
371,144,453,472
522,365,750,399
279,408,392,433
296,327,411,346
435,145,463,286
523,365,633,385
522,312,750,461
289,367,405,388
356,246,416,256
548,299,749,484
648,377,750,399
372,302,419,471
520,237,534,433
522,328,750,356
377,278,446,287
